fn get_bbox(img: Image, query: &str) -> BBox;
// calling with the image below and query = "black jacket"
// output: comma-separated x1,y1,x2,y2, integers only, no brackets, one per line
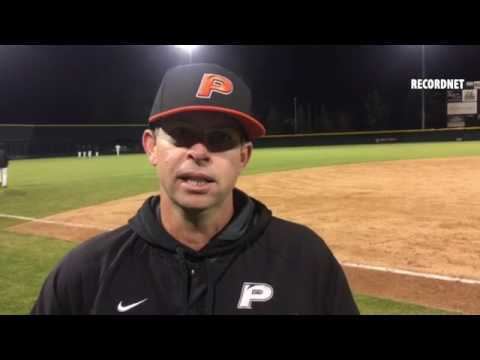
0,149,8,168
31,190,359,315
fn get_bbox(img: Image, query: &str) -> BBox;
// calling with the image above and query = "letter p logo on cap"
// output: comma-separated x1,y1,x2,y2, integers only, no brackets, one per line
196,73,234,99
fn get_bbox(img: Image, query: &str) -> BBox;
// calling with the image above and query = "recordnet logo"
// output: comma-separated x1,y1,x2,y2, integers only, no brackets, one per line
411,79,465,90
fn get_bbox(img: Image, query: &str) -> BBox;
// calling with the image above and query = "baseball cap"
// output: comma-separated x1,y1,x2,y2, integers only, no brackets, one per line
148,63,266,140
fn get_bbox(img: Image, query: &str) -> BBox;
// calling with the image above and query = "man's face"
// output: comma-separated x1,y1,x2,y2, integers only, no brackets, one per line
143,112,252,212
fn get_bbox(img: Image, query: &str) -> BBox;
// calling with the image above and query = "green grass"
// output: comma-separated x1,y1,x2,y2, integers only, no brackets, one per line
0,154,158,219
354,294,458,315
2,142,480,221
245,141,480,175
1,141,479,314
0,231,75,314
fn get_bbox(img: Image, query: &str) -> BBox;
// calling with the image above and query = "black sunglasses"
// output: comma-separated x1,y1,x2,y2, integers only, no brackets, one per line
159,126,244,152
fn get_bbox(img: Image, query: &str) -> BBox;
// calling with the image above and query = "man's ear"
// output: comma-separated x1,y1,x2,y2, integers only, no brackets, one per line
239,142,253,170
142,129,158,166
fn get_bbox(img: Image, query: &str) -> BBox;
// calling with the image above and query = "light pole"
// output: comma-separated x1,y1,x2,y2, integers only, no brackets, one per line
293,96,297,134
174,45,199,64
421,45,426,129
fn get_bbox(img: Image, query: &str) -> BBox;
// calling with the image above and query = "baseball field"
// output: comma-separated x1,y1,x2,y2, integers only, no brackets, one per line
2,140,480,315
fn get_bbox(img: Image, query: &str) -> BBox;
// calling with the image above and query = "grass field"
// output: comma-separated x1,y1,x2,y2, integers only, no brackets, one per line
2,141,477,315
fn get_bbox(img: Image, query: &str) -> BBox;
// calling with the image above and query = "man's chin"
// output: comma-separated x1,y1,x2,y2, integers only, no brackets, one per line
175,196,215,212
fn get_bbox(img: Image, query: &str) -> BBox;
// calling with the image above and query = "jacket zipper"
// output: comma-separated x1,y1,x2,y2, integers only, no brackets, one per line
175,247,190,315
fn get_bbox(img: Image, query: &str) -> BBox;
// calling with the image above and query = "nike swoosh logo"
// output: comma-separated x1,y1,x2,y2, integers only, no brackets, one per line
117,298,148,312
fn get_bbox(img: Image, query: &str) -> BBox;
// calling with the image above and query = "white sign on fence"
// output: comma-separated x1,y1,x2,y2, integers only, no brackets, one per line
462,89,477,102
447,102,477,115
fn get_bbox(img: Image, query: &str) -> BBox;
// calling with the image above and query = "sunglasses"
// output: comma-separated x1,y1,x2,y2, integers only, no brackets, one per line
159,126,244,152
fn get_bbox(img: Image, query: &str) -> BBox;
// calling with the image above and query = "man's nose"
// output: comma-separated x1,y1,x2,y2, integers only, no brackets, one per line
187,142,210,162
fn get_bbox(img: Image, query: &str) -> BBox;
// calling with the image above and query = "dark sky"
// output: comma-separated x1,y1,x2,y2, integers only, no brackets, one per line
1,45,480,130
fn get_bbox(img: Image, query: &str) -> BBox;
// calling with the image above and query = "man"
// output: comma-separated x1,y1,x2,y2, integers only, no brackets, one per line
31,63,359,315
0,145,9,188
115,144,121,156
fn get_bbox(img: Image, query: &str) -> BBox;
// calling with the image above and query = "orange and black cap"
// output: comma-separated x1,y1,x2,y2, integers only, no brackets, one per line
148,63,266,141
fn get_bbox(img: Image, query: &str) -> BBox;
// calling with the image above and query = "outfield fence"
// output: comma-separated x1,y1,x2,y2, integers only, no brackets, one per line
1,123,480,159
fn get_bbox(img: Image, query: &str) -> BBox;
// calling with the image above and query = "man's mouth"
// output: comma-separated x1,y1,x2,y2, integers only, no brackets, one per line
183,178,210,186
177,172,215,189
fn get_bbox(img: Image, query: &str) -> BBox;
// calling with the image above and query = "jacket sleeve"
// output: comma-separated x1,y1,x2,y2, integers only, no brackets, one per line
301,227,359,315
30,264,70,315
30,245,101,315
30,227,131,315
325,256,360,315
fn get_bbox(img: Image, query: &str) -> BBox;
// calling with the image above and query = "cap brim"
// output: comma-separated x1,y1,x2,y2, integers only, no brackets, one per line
148,105,266,140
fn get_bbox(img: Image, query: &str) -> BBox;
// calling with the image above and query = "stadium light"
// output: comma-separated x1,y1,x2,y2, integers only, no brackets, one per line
174,45,200,64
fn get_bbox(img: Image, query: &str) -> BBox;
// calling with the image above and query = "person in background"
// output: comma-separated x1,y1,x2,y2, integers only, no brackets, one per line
0,144,9,189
